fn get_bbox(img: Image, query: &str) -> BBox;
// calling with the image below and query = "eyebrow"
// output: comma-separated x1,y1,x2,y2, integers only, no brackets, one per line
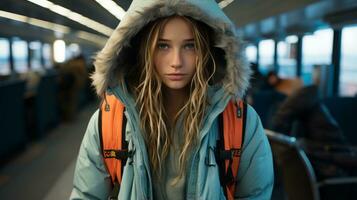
158,38,195,42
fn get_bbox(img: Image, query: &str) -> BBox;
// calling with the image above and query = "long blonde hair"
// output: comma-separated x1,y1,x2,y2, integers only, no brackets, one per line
128,15,217,180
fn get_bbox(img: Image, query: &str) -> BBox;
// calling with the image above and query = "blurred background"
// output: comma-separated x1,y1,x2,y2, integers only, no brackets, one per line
0,0,356,199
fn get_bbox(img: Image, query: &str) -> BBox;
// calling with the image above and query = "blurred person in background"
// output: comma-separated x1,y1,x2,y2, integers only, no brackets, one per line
271,65,346,146
57,55,87,121
271,65,357,192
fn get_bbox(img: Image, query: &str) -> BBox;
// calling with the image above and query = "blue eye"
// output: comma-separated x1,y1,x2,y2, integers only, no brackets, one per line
157,43,169,50
184,43,195,50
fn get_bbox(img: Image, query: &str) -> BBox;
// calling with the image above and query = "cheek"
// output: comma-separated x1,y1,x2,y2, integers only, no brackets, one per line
189,55,197,72
153,54,162,73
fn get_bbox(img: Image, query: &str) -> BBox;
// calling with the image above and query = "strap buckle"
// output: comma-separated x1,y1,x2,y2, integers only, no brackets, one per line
103,149,135,159
216,148,241,161
215,148,241,185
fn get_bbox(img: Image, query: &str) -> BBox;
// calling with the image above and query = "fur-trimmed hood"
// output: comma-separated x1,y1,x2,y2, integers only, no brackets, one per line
92,0,251,98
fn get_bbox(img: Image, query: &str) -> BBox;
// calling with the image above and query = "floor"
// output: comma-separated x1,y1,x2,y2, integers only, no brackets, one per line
0,103,97,200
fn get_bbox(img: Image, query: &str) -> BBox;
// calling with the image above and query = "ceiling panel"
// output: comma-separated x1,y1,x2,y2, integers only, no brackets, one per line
2,0,357,45
223,0,319,27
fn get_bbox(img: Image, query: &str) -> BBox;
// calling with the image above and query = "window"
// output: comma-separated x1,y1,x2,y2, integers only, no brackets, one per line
29,41,42,70
43,43,53,68
302,28,333,85
245,44,257,63
340,25,357,96
258,39,274,74
277,35,298,78
66,43,81,59
54,40,66,63
0,38,10,75
12,39,29,73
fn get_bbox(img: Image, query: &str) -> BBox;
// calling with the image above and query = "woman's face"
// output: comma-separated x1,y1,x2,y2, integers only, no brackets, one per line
154,17,197,92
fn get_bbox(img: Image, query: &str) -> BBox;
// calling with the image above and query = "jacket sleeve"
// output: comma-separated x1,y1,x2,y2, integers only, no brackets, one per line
70,110,112,200
234,105,274,200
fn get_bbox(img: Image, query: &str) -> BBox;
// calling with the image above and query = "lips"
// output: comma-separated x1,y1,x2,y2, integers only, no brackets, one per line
166,73,186,81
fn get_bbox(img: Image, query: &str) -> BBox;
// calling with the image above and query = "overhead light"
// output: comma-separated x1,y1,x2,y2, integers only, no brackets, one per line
0,10,27,22
94,0,125,20
28,18,70,33
27,0,52,8
219,0,234,9
50,5,71,16
0,10,70,34
0,10,108,47
26,0,114,36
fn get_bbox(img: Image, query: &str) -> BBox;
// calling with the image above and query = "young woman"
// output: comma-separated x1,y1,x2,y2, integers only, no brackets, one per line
71,0,273,199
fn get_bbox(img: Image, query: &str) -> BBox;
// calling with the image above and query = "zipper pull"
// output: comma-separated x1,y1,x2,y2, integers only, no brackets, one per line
236,101,242,118
104,95,110,112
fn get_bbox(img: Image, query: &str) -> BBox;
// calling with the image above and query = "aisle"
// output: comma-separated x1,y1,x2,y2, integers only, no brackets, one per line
43,159,76,200
0,103,97,200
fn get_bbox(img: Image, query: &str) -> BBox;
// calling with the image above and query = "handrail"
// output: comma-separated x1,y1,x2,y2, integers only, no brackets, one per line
265,129,297,147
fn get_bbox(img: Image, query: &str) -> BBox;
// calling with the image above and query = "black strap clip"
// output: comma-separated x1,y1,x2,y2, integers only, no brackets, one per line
215,148,241,185
103,149,135,159
216,148,241,161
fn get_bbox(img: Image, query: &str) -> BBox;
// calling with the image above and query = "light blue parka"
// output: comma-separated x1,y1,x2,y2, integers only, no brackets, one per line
71,0,274,199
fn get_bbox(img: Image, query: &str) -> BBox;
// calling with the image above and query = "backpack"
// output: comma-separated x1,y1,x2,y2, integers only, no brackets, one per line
98,94,247,200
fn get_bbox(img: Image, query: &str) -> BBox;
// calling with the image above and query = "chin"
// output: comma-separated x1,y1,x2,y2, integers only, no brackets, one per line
164,82,190,91
167,85,187,90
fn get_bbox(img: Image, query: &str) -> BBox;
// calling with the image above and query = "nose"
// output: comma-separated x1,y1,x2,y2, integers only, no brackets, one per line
170,48,182,69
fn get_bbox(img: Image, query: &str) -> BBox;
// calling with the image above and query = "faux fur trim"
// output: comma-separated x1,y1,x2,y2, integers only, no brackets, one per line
92,0,251,99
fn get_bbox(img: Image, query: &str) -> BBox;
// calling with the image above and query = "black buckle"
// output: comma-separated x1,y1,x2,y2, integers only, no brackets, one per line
231,148,241,157
215,148,241,161
103,149,134,159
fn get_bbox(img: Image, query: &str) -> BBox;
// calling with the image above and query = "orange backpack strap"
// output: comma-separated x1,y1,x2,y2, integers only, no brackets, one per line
98,93,130,198
217,100,247,200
